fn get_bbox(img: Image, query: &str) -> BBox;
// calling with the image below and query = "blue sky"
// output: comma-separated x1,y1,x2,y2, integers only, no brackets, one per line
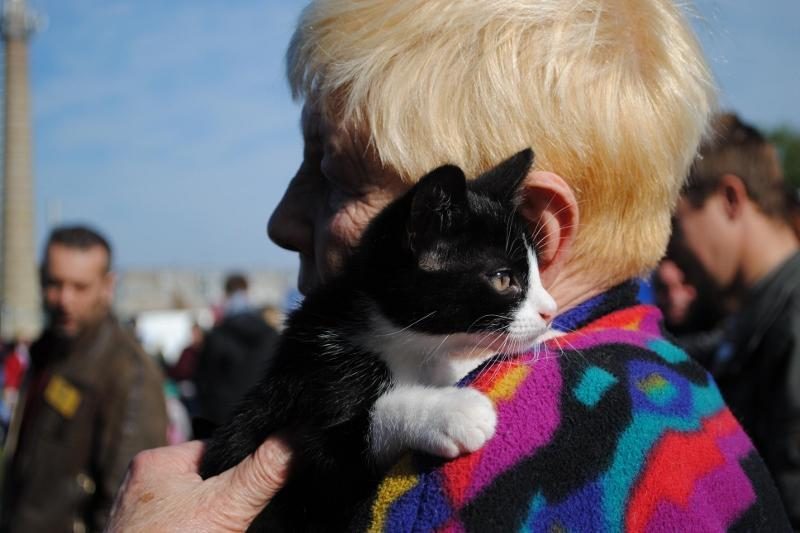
23,0,800,270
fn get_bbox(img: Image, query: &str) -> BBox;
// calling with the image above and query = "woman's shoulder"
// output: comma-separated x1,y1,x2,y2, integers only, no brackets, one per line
358,305,790,532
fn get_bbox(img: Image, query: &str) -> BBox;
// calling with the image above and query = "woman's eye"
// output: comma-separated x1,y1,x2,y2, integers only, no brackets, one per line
489,270,514,292
326,184,350,209
324,173,347,191
322,169,360,204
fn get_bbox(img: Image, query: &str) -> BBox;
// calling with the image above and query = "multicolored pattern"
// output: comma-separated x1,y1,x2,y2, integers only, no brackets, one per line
361,284,787,532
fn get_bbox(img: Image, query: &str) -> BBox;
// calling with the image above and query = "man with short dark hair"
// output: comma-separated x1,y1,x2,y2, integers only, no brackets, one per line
224,273,249,296
194,273,278,426
2,225,167,533
675,112,800,525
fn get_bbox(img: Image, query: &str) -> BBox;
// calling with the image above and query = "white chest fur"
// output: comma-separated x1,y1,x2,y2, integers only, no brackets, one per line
357,313,494,386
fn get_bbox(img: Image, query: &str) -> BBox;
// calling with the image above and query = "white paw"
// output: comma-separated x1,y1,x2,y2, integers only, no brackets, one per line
418,388,497,459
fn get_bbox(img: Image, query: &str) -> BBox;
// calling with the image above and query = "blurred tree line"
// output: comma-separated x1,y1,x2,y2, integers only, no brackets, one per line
768,126,800,187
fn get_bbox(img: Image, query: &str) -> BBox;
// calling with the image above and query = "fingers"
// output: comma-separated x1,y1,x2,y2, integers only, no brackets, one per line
109,440,293,533
129,441,206,480
171,440,207,471
221,437,292,519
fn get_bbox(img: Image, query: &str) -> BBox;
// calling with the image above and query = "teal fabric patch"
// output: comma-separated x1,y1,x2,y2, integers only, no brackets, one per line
521,492,546,533
648,338,689,364
574,367,618,408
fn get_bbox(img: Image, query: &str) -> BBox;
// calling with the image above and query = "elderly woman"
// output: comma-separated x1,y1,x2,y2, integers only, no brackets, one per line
109,0,790,531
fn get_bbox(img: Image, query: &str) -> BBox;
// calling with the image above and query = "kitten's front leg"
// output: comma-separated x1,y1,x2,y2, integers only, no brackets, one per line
370,385,497,462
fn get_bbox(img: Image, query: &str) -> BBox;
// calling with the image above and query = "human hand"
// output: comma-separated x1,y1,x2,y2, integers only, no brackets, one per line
105,437,291,533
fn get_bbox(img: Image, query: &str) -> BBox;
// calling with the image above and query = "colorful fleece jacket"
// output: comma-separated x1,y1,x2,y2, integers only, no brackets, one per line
355,282,790,532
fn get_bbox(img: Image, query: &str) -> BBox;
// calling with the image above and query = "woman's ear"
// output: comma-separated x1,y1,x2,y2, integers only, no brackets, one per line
518,170,579,286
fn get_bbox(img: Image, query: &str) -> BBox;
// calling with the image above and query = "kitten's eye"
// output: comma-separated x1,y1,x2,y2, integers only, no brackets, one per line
488,270,514,293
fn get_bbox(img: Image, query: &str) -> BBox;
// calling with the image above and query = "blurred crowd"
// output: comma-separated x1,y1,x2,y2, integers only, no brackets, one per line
0,110,798,530
0,227,281,532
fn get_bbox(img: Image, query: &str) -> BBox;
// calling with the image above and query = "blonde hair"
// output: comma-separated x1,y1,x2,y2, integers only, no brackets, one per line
287,0,716,284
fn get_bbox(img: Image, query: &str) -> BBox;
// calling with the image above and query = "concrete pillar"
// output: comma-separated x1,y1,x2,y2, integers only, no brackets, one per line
1,0,41,339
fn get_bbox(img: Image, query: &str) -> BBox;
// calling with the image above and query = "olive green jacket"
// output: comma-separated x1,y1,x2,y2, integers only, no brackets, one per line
2,315,167,533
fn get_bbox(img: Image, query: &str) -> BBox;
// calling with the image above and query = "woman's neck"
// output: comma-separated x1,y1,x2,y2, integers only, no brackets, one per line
546,262,609,318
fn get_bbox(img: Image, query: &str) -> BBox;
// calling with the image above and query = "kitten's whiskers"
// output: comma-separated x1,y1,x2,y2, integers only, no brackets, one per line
374,311,438,337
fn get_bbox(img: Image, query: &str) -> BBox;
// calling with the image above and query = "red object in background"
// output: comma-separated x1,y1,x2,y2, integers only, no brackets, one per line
4,345,29,390
168,345,199,382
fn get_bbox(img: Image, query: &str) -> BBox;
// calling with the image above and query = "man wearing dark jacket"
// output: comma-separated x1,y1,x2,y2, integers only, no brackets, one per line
676,113,800,526
1,226,167,533
194,274,278,426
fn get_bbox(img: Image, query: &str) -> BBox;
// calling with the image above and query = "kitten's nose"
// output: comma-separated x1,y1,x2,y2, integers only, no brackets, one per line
539,310,553,322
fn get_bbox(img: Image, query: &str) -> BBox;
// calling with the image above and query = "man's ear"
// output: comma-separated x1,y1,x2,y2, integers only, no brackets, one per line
518,170,578,286
719,173,747,220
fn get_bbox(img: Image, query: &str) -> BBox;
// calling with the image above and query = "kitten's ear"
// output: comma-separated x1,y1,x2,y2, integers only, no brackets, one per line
472,148,534,202
407,164,468,251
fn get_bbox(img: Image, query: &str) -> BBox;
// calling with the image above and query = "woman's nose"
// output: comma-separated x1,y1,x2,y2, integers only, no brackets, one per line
267,174,315,255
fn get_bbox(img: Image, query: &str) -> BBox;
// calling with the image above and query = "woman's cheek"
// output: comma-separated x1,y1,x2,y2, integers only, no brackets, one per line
331,200,381,247
311,208,359,280
317,189,403,280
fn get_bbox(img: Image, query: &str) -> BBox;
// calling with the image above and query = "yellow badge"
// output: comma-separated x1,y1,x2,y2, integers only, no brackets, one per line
44,375,82,418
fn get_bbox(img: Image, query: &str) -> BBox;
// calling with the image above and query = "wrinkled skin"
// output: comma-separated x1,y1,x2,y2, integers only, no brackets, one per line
106,439,291,533
268,105,410,294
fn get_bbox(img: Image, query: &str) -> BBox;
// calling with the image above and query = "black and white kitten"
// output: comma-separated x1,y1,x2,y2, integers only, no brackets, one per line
200,148,556,531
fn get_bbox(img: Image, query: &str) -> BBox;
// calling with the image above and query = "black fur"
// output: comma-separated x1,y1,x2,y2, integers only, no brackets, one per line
200,148,537,531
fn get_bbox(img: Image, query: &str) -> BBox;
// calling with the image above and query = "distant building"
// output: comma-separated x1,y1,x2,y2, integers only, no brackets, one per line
115,268,296,363
114,268,297,318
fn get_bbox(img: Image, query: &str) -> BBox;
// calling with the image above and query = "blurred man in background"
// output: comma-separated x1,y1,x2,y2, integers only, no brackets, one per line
675,113,800,525
194,273,278,428
1,225,167,533
166,322,204,420
653,258,698,330
653,226,731,365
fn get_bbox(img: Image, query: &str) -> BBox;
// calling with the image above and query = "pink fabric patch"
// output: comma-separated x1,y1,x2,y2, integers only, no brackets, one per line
465,353,562,502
